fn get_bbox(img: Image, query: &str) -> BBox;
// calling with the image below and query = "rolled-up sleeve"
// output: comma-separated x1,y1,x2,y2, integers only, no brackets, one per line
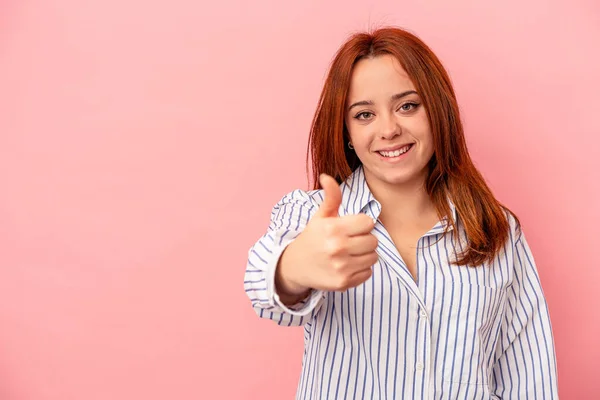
244,189,326,327
490,229,559,398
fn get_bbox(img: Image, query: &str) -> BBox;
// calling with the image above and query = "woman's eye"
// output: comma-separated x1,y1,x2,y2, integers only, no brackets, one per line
355,111,373,120
400,102,419,112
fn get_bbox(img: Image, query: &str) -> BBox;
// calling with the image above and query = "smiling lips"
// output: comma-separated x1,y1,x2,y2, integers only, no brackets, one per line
377,143,414,158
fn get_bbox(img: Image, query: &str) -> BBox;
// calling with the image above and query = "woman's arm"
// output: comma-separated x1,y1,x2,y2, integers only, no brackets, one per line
243,189,325,327
490,228,559,398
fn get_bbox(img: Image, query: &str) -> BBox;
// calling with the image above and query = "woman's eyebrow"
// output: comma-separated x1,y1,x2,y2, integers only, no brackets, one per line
347,90,418,112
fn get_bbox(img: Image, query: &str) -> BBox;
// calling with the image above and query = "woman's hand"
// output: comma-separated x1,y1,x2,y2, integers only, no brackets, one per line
275,174,378,302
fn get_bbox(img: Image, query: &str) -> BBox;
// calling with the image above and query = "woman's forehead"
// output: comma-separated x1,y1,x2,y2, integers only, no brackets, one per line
347,55,417,103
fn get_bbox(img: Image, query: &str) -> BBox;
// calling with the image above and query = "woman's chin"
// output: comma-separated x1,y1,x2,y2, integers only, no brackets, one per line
366,165,427,187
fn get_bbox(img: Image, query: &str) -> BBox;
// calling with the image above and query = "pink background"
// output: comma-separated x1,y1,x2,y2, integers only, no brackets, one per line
0,0,598,398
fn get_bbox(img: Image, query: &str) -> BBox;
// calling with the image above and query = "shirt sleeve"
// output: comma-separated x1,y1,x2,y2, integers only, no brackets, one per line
243,189,326,327
490,228,559,398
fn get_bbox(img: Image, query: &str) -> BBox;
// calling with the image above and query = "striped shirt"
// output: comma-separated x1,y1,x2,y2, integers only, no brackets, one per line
244,165,559,399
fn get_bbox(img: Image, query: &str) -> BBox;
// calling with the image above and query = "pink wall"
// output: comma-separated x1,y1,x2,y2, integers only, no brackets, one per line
0,0,598,398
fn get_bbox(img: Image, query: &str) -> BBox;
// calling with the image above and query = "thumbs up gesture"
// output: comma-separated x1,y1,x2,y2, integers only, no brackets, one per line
275,174,379,302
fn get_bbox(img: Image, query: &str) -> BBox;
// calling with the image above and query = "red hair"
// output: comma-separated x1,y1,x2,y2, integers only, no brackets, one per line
306,27,518,267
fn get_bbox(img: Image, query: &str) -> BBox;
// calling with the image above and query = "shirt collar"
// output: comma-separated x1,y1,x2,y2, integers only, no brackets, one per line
428,200,457,235
339,165,458,234
340,165,379,217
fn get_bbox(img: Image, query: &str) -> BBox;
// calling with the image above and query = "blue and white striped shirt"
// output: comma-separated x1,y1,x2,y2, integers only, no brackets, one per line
245,166,559,399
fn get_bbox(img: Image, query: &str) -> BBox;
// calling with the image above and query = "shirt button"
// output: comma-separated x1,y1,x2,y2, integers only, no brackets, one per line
416,362,424,371
420,310,427,318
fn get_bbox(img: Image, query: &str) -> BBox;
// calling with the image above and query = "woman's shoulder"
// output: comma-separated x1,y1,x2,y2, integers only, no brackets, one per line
265,188,327,228
272,187,326,210
501,206,524,244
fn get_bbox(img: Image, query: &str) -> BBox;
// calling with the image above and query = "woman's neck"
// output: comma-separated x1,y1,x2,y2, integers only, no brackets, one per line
365,172,438,226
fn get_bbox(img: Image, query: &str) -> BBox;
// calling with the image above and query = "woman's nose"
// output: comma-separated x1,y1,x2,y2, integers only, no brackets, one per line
379,114,401,139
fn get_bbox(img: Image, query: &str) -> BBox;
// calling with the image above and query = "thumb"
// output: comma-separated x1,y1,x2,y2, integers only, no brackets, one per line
315,173,342,218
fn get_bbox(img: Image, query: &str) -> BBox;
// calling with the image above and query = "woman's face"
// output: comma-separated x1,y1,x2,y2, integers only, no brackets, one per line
345,54,434,189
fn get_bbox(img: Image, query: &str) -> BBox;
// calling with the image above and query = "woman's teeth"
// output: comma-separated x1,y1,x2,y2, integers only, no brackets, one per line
379,144,412,157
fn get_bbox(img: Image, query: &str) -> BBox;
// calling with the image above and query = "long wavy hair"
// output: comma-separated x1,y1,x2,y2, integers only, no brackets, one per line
306,27,518,267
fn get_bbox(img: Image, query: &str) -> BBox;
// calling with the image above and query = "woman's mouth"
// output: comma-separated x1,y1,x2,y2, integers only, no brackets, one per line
377,143,414,160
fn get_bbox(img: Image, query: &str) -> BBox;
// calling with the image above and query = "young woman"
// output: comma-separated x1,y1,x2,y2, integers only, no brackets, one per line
244,27,558,399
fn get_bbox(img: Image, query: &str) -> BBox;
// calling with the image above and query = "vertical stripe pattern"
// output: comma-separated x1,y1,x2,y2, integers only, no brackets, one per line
244,166,559,399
